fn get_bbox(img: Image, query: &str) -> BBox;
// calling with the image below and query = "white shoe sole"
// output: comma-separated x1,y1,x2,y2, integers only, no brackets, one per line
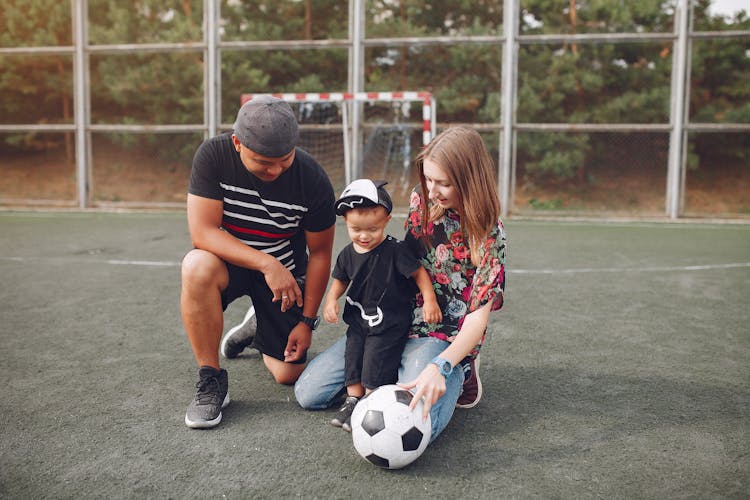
220,305,255,358
456,354,482,409
185,393,231,429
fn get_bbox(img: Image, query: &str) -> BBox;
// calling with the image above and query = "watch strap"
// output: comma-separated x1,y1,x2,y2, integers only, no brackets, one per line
299,315,320,330
430,356,453,377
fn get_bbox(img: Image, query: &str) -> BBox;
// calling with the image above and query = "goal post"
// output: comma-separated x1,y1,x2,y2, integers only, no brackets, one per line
240,92,436,209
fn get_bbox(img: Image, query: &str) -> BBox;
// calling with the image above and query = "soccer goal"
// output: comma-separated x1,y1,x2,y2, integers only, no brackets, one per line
240,92,436,207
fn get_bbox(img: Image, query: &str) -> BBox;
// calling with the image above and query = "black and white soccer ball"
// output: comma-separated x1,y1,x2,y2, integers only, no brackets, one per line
350,384,432,469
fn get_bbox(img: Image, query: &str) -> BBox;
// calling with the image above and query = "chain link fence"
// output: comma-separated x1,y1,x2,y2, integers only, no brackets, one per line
1,0,748,218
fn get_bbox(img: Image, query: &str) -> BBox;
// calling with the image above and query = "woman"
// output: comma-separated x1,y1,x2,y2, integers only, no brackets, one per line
295,125,506,442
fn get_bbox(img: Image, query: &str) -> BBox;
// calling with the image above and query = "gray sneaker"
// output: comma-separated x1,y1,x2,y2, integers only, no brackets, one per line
221,305,256,359
185,366,230,429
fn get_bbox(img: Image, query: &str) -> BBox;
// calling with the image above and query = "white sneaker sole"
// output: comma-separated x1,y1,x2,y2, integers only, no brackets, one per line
220,305,255,359
184,393,231,429
456,354,482,409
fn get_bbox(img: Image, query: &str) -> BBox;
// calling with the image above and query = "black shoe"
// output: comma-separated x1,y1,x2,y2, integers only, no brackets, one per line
221,305,256,359
331,396,359,432
185,366,230,429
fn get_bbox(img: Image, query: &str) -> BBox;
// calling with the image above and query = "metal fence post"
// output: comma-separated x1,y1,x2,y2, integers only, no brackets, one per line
72,0,89,208
205,0,218,138
349,0,364,180
667,0,691,218
500,0,519,217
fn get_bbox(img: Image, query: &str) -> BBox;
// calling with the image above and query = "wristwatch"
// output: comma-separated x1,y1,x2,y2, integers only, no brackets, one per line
299,315,320,331
430,356,453,377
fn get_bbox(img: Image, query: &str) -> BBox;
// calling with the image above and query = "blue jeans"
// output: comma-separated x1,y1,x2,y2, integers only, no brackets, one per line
294,336,464,443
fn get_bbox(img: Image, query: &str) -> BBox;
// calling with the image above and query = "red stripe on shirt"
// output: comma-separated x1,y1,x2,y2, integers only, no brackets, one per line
223,222,296,239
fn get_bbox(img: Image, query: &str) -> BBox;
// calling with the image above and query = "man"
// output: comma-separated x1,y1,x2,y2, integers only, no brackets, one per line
182,95,335,429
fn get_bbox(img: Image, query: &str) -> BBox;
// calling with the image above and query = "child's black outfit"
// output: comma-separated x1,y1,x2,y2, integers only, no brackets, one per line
332,235,422,390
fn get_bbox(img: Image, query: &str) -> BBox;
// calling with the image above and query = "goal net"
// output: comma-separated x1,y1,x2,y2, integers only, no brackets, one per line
240,92,436,209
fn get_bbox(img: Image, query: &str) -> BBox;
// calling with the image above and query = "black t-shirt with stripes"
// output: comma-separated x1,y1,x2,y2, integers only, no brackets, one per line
189,133,336,277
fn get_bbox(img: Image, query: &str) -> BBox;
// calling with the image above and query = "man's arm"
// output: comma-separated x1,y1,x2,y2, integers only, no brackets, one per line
187,193,303,306
301,226,335,319
283,225,335,362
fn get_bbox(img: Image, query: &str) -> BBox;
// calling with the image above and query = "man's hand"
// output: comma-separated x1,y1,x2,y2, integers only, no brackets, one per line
263,259,303,312
283,322,312,362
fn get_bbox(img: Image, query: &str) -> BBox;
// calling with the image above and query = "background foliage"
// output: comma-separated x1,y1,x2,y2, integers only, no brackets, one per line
0,0,747,183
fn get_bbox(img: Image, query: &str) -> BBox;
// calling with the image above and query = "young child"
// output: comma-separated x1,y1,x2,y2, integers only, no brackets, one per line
325,179,442,431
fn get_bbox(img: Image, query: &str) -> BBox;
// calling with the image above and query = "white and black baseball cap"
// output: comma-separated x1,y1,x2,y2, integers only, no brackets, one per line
335,179,393,216
233,95,299,158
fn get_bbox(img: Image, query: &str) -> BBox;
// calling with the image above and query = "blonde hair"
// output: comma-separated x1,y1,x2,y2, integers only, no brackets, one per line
416,125,501,265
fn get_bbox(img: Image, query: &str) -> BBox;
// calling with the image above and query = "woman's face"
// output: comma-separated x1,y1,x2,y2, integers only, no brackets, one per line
423,158,459,210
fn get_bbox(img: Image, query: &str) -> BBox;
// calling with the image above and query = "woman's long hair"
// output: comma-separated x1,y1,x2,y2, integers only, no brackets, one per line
416,125,501,265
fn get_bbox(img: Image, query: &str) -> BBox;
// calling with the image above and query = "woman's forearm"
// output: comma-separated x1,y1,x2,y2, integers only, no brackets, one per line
439,302,492,367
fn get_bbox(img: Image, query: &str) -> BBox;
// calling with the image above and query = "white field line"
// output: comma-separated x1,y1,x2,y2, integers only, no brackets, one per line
106,259,179,267
509,262,750,275
2,257,749,274
0,256,180,267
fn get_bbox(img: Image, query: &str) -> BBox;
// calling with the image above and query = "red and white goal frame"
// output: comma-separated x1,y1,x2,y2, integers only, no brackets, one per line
240,92,436,186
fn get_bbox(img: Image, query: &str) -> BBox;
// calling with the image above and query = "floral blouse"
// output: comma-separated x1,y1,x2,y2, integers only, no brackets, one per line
404,189,506,359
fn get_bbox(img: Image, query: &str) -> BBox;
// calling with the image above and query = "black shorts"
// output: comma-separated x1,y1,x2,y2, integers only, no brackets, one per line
221,261,307,364
343,323,409,390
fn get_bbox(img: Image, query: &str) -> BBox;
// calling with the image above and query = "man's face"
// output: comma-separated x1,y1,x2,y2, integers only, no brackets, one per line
232,134,295,182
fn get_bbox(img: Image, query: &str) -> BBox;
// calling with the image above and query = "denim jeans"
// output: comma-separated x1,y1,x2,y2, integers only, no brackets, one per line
294,335,463,443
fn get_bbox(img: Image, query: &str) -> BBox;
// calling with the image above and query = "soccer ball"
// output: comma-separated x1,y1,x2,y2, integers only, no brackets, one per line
350,384,432,469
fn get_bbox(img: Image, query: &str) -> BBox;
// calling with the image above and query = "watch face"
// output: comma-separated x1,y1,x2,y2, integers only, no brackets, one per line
432,358,451,376
302,315,319,330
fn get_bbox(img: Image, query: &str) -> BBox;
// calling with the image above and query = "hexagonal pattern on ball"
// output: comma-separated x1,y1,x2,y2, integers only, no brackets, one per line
350,384,432,469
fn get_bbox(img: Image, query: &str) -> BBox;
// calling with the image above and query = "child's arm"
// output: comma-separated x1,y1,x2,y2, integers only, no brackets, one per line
412,267,442,324
323,278,349,324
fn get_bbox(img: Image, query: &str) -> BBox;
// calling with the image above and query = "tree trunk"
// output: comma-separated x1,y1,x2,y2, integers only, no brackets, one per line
399,0,407,88
55,42,72,164
305,0,312,39
183,0,192,25
569,0,578,55
570,1,586,183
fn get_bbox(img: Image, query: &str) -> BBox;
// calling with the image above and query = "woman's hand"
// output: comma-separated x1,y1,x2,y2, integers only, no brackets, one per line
400,363,446,421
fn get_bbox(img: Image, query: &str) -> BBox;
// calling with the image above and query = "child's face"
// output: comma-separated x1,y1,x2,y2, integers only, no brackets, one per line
344,206,391,253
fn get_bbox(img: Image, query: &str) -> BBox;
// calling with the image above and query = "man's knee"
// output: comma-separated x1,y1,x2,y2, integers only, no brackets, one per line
181,249,227,289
